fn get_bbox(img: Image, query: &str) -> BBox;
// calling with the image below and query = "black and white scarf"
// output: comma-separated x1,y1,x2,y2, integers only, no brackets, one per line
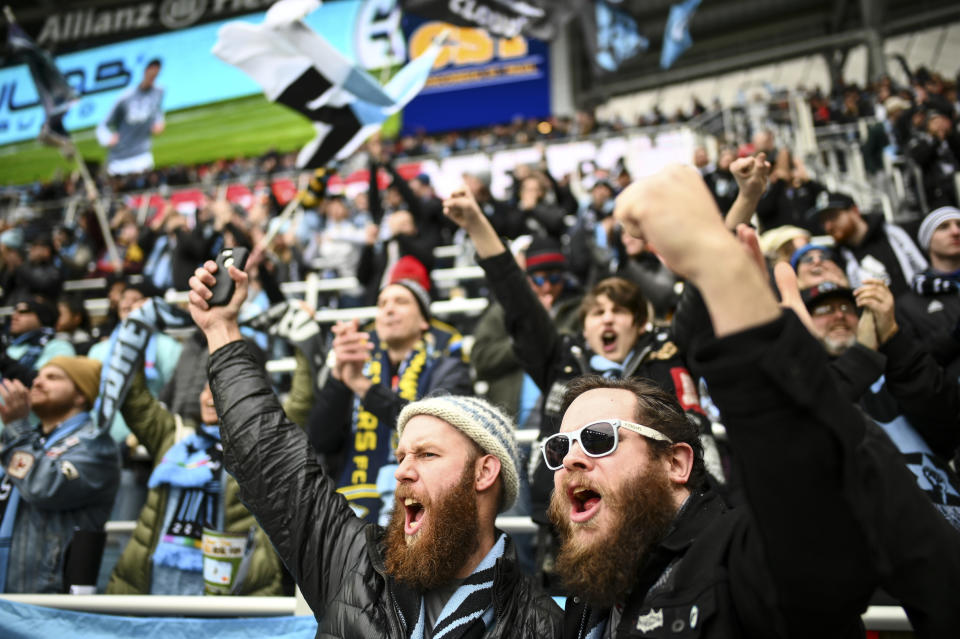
410,533,507,639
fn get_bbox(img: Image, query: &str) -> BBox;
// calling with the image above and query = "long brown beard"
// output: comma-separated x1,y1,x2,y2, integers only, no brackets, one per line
548,462,678,607
384,464,480,591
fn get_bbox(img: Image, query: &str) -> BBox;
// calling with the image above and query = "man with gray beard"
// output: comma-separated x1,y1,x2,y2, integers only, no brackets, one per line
802,280,960,530
185,259,561,638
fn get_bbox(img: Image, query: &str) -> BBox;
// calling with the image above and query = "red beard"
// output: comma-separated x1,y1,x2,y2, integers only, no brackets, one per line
383,463,480,591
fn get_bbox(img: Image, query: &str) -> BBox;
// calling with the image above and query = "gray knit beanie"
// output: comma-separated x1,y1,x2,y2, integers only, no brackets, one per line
396,395,520,512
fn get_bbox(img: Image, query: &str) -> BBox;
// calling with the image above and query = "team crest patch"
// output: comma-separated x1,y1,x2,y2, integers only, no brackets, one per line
60,461,79,481
649,341,678,361
7,451,35,479
636,608,664,633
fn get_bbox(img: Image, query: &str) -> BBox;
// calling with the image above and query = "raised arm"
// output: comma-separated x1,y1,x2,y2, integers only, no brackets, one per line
443,187,564,391
723,153,771,231
615,166,874,625
187,261,368,617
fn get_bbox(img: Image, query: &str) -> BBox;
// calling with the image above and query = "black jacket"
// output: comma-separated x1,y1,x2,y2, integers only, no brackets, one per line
897,272,960,378
209,340,562,638
562,312,960,638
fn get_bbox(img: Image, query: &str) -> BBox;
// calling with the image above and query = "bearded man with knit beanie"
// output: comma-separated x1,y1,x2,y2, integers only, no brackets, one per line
186,260,562,637
0,356,119,593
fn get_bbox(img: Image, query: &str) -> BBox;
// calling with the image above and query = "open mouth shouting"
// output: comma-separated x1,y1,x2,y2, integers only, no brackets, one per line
403,497,427,538
600,331,618,354
568,484,602,524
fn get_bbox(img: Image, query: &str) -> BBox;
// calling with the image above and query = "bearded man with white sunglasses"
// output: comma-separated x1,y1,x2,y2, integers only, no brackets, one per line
537,165,960,638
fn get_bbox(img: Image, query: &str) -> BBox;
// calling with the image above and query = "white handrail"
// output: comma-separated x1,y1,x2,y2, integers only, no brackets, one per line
0,596,913,630
0,594,295,617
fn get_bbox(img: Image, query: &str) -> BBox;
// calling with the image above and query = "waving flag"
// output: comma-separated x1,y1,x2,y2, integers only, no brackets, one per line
588,0,648,73
660,0,701,70
213,0,446,168
4,16,77,147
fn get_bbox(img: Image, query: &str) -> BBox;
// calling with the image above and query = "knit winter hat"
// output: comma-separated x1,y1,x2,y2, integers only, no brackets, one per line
525,235,567,274
918,206,960,252
43,356,102,407
385,256,432,322
396,395,521,513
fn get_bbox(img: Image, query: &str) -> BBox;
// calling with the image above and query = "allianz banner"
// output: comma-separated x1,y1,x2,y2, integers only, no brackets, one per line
0,0,397,147
399,13,550,135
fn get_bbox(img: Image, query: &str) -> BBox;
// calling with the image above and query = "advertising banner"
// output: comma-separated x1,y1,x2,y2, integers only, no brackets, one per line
399,14,550,134
0,1,376,146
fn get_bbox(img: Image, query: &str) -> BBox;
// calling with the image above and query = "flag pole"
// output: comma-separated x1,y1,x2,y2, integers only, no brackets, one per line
4,4,123,274
74,153,124,274
257,173,308,251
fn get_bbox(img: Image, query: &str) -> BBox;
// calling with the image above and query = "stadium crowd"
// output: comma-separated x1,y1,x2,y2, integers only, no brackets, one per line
0,63,959,637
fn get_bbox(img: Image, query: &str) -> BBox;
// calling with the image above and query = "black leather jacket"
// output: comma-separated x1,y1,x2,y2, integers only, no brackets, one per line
209,340,562,638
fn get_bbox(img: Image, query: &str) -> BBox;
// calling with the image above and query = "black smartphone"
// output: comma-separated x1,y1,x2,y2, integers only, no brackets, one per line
208,247,249,307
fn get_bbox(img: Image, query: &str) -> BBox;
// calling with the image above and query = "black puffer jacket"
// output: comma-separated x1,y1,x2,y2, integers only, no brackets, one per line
209,340,562,638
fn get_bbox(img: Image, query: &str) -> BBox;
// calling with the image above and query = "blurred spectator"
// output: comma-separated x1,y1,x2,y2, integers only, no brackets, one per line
304,274,471,525
106,356,284,595
756,149,826,233
0,356,119,593
0,228,25,304
88,278,182,521
808,191,927,296
89,278,182,443
692,146,714,175
1,295,75,387
704,147,739,214
759,225,810,266
14,232,65,302
801,281,960,529
52,224,93,281
303,195,370,307
473,236,581,425
906,107,960,208
610,228,681,321
55,294,96,356
899,207,960,378
790,244,849,289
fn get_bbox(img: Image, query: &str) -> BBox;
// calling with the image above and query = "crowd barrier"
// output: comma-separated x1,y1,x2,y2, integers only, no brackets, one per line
0,594,912,632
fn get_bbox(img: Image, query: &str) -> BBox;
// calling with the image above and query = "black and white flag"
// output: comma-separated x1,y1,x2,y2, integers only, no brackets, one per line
213,0,446,169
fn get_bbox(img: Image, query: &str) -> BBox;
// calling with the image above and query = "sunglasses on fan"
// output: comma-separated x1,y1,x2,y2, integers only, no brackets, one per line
541,419,673,470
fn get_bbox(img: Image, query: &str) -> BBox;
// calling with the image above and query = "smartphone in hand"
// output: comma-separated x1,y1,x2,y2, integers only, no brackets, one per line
208,247,249,306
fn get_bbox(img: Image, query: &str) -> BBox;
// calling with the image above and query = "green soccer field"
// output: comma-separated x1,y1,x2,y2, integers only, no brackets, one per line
0,95,317,187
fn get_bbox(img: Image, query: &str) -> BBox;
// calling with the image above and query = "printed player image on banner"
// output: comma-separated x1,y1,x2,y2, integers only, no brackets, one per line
0,0,374,147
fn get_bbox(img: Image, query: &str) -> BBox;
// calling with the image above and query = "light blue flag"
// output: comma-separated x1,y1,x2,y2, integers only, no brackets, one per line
0,598,317,639
660,0,701,69
594,0,649,73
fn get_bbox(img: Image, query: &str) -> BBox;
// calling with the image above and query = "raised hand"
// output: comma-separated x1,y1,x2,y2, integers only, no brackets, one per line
187,260,249,352
442,185,485,231
443,184,504,259
0,378,30,423
615,165,780,337
330,320,373,396
855,278,898,345
730,152,771,201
